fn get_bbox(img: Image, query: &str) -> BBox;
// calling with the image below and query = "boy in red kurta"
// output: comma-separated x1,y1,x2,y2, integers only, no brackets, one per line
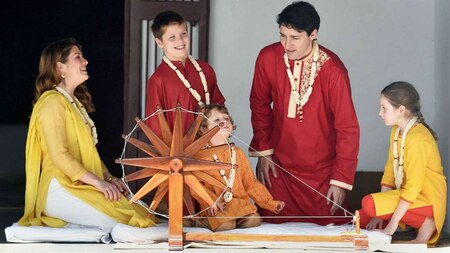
145,11,225,136
194,104,285,231
249,1,359,225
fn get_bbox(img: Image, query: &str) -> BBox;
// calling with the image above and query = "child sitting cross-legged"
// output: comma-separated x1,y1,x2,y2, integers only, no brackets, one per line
192,104,285,231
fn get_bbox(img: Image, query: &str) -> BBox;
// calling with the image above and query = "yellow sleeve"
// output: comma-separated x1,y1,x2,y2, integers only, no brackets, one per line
380,127,396,188
237,148,279,212
399,132,430,202
38,96,87,181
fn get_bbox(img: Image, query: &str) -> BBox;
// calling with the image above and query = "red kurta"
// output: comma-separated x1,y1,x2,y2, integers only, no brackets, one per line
146,59,225,135
249,42,359,225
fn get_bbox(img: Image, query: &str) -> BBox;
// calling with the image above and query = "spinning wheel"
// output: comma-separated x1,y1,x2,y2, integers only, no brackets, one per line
117,105,368,251
117,105,231,250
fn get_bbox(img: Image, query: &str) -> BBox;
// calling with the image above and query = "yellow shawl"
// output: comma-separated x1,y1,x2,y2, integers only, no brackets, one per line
19,90,154,228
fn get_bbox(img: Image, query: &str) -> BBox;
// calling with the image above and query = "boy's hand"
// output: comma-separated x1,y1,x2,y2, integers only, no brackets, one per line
208,202,225,216
275,201,285,214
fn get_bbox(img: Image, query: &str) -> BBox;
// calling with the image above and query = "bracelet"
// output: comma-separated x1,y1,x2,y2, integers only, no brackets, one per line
105,176,119,182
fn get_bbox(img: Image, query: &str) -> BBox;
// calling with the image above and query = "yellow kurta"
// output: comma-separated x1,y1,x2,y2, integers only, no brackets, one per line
194,147,281,231
371,124,446,245
19,90,155,229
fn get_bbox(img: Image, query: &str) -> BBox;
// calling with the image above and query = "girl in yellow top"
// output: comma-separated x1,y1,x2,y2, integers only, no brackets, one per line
359,81,446,246
192,104,285,231
18,38,155,232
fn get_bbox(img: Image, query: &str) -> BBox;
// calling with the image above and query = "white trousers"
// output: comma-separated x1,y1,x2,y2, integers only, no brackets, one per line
44,178,117,232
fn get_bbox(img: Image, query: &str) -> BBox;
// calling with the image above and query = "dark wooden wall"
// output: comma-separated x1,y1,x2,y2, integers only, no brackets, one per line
0,0,126,179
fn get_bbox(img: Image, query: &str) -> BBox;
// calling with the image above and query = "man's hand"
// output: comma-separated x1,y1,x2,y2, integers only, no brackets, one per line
256,155,277,187
326,185,346,215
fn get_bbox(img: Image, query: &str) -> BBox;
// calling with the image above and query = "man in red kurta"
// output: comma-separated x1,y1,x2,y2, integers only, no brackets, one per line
145,11,225,135
249,1,359,225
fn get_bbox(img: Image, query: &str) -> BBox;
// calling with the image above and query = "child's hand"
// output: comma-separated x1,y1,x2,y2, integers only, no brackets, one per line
366,217,384,230
275,201,285,214
208,202,226,216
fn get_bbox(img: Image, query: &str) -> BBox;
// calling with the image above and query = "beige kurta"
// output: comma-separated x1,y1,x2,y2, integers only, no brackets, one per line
371,124,446,245
19,90,155,229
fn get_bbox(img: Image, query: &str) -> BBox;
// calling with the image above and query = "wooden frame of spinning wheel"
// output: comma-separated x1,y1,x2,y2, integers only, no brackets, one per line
118,106,368,251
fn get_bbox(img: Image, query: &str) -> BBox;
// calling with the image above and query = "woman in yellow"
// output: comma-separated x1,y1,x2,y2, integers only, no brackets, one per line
359,81,446,246
192,104,285,231
18,38,155,232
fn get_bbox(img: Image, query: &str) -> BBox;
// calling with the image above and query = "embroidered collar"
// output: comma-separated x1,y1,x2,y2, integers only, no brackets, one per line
285,40,319,121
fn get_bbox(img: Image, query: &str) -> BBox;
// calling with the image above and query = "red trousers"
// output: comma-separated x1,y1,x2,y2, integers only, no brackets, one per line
359,195,433,229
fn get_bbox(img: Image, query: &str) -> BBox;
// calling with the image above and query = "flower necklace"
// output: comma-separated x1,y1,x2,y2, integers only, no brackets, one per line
284,39,319,122
392,117,417,189
55,86,98,145
211,143,237,203
163,55,210,108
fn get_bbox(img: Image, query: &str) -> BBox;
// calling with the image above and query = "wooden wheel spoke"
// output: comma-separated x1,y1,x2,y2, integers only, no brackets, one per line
130,172,169,203
136,117,170,156
183,110,204,147
125,168,164,182
170,106,183,156
183,158,232,172
184,126,220,157
122,134,160,157
156,106,173,146
119,157,173,171
183,181,196,215
191,171,227,190
184,174,215,207
149,181,169,211
192,144,229,159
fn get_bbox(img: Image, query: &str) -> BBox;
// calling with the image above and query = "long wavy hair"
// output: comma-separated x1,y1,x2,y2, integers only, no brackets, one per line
33,38,94,112
381,81,437,140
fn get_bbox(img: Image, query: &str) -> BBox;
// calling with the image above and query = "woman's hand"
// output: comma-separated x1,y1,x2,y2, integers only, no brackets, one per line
366,217,384,230
94,179,122,201
109,178,128,195
78,171,122,201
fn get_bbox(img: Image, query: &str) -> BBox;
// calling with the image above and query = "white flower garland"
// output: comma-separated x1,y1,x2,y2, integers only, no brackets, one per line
392,117,417,189
284,40,319,121
55,86,98,145
212,143,237,203
162,55,210,108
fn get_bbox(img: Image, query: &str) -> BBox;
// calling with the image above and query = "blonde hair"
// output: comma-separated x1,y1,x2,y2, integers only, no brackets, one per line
197,104,235,137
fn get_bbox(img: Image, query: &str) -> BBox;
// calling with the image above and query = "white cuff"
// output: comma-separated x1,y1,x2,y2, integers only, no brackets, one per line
330,179,353,191
248,149,274,157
